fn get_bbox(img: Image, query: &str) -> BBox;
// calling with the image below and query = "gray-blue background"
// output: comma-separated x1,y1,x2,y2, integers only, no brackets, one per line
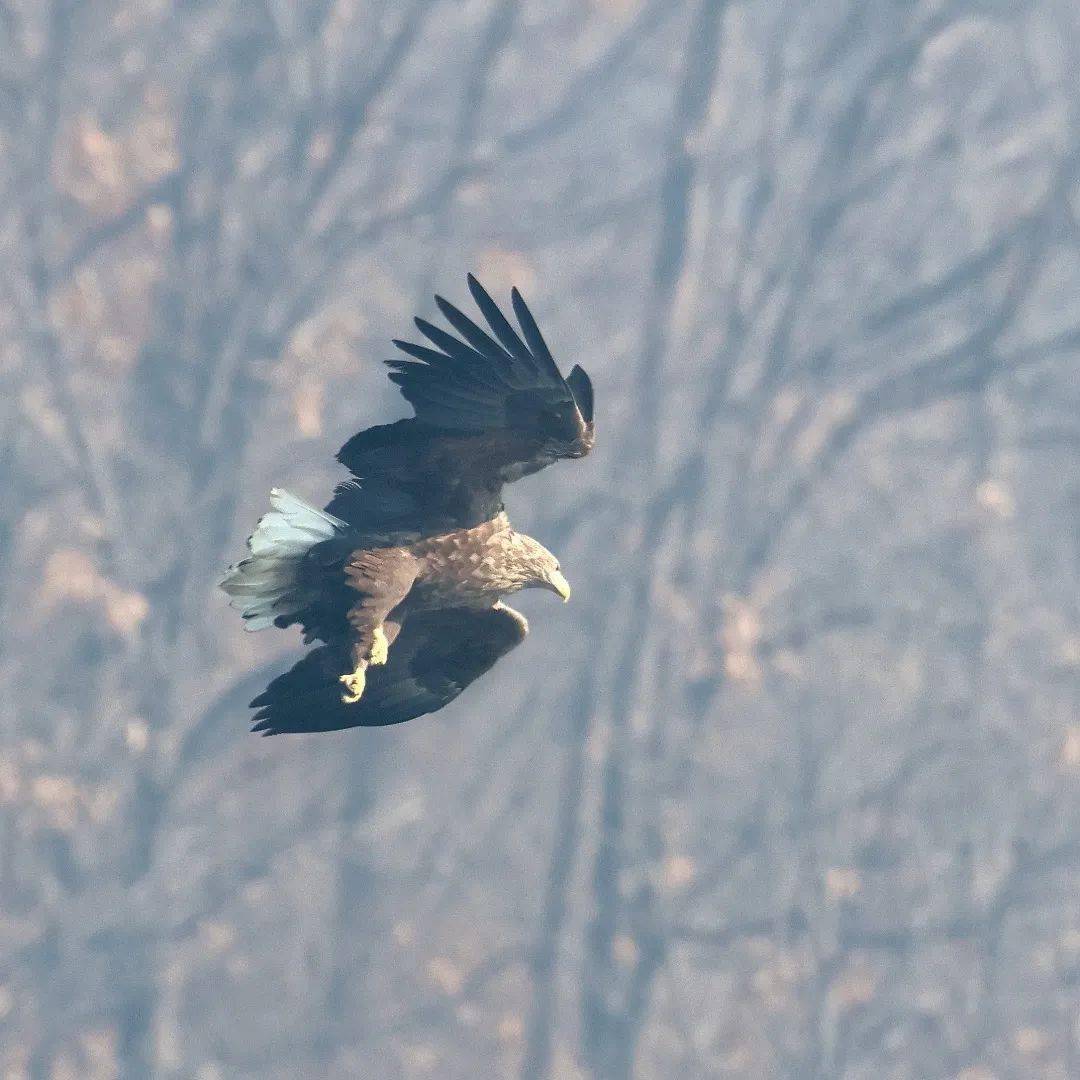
5,1,1080,1076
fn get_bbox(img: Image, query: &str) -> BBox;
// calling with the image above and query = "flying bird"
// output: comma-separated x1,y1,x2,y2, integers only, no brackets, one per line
221,275,595,734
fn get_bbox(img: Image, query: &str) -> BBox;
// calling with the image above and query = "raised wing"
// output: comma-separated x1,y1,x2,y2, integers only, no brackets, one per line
249,604,529,735
326,275,594,534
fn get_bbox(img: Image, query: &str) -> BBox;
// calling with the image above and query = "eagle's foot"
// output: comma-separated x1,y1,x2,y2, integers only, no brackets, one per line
339,665,367,704
369,626,389,666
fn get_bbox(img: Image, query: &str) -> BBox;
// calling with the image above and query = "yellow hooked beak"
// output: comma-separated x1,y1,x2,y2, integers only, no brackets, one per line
549,569,571,602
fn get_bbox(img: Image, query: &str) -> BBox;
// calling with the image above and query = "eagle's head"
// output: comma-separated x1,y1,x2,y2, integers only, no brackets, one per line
508,533,571,602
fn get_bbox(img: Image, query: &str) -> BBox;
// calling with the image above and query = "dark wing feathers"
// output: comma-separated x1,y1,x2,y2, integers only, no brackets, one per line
327,418,476,533
510,286,563,381
388,339,458,370
391,279,583,430
390,338,505,389
387,368,502,425
412,316,495,373
250,605,528,734
330,275,594,535
566,364,594,423
466,274,536,369
433,293,524,379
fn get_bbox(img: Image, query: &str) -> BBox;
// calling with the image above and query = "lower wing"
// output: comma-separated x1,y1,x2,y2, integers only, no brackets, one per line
249,604,529,735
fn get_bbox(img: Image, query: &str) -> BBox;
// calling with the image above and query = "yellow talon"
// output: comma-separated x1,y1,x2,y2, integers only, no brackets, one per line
369,626,389,666
339,666,366,704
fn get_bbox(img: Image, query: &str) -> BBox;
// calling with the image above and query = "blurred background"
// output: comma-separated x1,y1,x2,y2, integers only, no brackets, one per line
4,1,1080,1077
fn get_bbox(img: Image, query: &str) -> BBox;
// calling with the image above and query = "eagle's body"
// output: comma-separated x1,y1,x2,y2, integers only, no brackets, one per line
221,275,594,734
405,514,557,609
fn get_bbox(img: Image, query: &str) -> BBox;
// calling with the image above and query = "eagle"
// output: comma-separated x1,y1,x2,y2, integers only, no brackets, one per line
220,275,595,735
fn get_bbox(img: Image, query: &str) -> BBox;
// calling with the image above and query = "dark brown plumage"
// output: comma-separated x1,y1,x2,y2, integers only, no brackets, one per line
221,276,594,734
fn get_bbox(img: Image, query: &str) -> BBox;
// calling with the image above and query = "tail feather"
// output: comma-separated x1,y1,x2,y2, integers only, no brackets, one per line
221,489,346,631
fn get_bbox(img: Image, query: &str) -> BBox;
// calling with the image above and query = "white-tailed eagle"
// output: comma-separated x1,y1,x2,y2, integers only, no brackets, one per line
221,275,594,734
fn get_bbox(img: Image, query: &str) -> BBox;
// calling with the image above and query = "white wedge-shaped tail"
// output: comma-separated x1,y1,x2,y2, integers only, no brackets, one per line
220,489,346,630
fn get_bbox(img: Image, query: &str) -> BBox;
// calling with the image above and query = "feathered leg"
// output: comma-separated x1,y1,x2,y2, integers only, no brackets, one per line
340,547,414,706
339,622,399,701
